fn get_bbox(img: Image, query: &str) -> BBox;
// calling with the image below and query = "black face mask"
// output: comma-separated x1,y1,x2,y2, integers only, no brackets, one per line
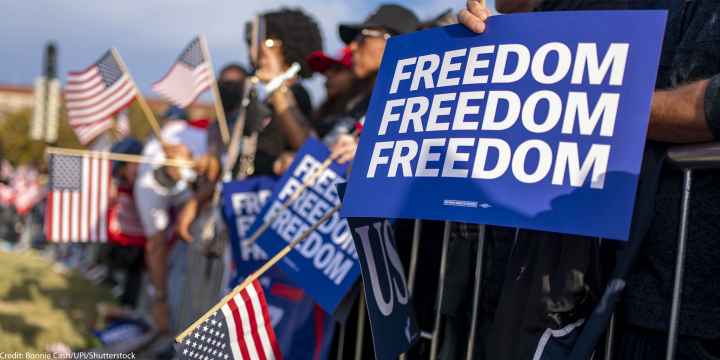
218,80,245,113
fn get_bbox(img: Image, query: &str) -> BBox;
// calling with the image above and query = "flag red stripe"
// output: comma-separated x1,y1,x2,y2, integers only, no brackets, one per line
227,298,252,360
94,157,100,241
73,190,79,242
64,82,106,101
59,191,66,242
80,156,89,240
67,68,100,84
75,120,115,145
90,157,98,242
68,63,99,77
312,305,325,360
255,281,282,359
87,157,95,242
100,158,109,241
239,284,268,360
66,73,103,92
45,191,53,241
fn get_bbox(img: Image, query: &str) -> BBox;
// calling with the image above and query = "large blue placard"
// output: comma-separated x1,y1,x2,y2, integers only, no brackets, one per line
341,11,667,240
247,138,361,312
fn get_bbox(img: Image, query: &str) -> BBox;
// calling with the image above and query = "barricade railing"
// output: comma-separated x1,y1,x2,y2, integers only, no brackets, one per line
601,142,720,360
339,143,720,360
349,220,509,359
663,142,720,360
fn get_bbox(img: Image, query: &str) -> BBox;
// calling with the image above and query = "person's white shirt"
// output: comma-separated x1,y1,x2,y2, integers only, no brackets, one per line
134,119,208,236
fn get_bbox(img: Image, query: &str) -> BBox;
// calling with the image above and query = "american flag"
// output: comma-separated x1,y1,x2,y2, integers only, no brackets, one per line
152,37,213,108
177,280,282,360
14,174,47,216
45,154,111,243
65,50,137,145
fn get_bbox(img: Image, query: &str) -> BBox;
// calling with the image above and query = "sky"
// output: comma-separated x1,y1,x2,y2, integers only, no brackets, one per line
1,0,494,105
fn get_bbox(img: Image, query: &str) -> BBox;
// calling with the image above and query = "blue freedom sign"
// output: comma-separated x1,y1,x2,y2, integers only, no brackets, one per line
338,183,419,360
223,178,336,360
248,138,361,313
341,12,667,240
221,177,276,285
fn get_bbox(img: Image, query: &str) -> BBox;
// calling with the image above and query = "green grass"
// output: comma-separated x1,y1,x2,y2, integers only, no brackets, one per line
0,249,115,352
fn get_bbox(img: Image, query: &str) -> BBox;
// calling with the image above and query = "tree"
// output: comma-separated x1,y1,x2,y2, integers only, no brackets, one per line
0,101,160,167
0,109,80,166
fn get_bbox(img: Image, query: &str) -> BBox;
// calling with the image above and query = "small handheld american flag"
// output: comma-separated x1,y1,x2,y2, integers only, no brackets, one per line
14,175,47,216
153,36,213,108
177,279,282,360
65,50,137,145
45,154,111,243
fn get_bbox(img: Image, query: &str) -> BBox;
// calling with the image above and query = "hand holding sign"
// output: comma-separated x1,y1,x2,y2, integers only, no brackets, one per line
458,0,492,33
330,134,359,164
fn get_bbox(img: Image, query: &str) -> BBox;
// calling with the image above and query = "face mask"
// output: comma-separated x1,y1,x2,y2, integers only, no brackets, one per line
218,80,245,113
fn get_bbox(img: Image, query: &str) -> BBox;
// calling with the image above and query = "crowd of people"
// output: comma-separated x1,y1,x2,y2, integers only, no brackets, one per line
1,1,719,359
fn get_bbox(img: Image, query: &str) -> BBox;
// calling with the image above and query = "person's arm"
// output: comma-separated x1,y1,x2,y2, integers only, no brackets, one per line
495,0,540,13
270,86,312,149
648,78,719,143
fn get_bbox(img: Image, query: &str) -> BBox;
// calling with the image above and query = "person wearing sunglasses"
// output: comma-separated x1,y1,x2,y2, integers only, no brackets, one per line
245,8,323,176
329,4,419,164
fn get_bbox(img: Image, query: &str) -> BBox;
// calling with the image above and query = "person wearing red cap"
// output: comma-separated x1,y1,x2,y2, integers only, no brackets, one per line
307,47,377,146
329,4,420,164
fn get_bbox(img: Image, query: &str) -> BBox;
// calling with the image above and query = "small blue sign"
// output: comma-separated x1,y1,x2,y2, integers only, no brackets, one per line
222,176,276,285
340,12,667,240
223,177,336,360
338,183,419,360
247,138,361,313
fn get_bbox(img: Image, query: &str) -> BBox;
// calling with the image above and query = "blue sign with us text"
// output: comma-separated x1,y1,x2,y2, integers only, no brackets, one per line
338,183,419,360
341,11,667,240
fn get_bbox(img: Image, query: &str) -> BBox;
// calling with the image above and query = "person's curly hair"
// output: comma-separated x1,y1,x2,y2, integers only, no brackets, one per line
248,8,323,79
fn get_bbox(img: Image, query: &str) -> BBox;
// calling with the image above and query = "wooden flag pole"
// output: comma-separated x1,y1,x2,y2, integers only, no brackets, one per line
175,203,341,343
46,147,194,168
243,157,333,246
110,48,163,140
199,35,230,145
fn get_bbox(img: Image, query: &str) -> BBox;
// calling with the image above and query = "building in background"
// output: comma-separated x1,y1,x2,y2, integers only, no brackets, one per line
0,83,213,123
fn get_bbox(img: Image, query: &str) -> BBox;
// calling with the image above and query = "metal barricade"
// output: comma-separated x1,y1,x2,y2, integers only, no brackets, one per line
663,142,720,360
406,220,486,360
345,141,720,359
352,220,489,360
